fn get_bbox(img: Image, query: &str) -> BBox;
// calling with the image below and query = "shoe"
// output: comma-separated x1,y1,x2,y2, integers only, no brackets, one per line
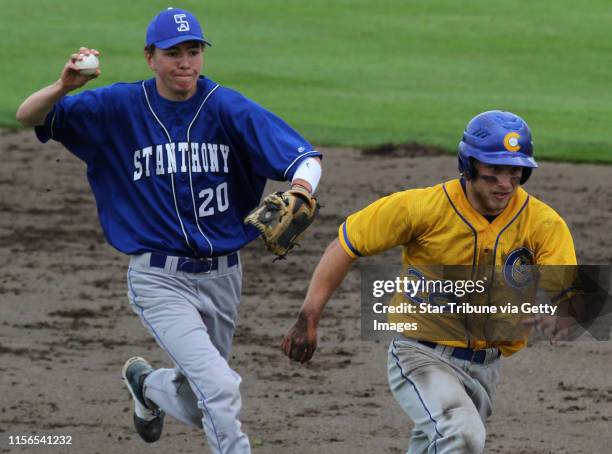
122,356,165,443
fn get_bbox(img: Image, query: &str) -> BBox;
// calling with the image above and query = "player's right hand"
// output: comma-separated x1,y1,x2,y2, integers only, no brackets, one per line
281,311,317,363
522,314,578,343
60,47,101,91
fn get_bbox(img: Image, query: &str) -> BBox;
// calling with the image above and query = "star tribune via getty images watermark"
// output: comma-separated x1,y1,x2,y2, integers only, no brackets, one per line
360,265,612,342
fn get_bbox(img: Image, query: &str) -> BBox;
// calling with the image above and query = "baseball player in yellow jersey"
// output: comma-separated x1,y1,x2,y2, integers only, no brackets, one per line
281,110,577,453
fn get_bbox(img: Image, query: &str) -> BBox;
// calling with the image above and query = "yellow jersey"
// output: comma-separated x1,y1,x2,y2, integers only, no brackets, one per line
338,179,577,356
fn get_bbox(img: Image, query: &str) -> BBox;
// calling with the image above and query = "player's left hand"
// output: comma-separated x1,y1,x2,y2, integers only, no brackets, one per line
244,186,319,259
522,314,578,343
281,312,317,363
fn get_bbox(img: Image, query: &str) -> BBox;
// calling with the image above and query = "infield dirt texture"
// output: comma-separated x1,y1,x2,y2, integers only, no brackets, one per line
0,131,611,453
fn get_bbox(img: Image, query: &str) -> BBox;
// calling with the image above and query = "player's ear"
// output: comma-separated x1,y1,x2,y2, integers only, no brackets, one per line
144,45,156,70
467,158,479,180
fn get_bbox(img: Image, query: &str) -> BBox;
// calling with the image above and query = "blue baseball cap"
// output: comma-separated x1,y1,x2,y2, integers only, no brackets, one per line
146,7,211,49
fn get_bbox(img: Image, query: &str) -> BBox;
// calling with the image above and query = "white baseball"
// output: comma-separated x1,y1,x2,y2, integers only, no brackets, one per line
75,54,99,76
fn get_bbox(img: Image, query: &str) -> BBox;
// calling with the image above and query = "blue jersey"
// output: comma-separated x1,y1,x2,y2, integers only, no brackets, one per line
35,77,321,257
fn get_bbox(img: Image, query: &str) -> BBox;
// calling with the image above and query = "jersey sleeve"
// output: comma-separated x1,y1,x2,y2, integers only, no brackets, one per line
533,215,577,266
532,212,578,305
34,87,110,162
217,88,321,181
338,189,427,258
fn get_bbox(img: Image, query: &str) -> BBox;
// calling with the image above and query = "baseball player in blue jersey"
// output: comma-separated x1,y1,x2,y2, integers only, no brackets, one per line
16,7,322,453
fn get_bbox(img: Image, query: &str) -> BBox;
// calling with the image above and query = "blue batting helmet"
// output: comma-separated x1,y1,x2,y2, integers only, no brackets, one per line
458,110,537,184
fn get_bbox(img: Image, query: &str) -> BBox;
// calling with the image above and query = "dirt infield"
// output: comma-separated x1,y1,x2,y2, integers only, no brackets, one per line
1,128,611,453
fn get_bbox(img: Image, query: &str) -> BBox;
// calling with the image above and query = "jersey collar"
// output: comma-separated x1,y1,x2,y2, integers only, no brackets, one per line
443,179,529,232
143,77,209,115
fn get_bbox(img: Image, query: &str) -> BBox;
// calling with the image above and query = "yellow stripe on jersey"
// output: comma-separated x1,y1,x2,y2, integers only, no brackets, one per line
338,179,577,356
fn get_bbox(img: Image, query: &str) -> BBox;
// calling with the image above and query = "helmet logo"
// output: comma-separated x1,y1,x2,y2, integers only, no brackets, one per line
503,132,521,152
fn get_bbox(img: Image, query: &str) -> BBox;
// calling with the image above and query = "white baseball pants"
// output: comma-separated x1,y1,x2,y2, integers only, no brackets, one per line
127,253,250,454
388,337,501,454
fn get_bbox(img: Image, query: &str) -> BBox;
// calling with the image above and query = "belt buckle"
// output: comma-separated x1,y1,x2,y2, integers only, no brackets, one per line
178,257,213,274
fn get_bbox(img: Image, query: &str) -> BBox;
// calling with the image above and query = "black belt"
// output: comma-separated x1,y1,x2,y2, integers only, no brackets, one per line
418,340,500,364
149,252,238,274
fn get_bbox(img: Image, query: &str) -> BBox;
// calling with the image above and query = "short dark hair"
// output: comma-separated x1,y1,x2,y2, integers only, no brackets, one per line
144,41,204,56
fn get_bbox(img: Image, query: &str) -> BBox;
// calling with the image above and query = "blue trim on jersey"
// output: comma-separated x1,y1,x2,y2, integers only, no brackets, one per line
442,184,478,268
342,222,362,257
127,268,223,451
490,196,530,289
551,286,576,303
492,196,530,260
391,338,442,452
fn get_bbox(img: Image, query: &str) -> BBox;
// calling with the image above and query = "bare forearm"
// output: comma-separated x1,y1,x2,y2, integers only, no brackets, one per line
300,238,355,326
281,238,355,362
16,80,70,127
16,47,101,127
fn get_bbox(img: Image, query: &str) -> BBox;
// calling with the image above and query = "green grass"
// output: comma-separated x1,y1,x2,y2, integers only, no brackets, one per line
2,0,612,163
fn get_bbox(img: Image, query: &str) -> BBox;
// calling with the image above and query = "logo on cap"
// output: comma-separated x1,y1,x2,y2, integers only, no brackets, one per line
503,132,521,152
174,14,190,32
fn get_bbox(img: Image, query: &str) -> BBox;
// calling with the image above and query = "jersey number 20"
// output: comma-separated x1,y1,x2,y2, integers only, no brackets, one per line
198,182,229,217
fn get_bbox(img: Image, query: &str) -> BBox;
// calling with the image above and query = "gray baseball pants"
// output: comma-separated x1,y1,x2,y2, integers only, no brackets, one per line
127,253,250,454
388,337,501,454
